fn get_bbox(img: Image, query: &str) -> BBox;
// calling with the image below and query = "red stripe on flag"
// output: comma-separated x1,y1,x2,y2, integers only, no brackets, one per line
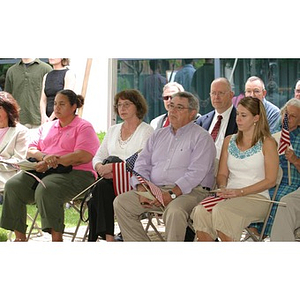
200,196,225,212
112,162,132,196
278,112,290,155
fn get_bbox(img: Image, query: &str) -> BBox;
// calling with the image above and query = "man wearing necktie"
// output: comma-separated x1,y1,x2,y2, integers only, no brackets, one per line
196,77,238,159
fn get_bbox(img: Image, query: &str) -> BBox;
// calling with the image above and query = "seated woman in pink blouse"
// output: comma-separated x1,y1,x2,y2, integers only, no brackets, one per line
0,89,100,241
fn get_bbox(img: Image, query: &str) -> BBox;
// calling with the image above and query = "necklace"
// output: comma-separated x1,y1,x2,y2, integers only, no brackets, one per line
118,124,134,149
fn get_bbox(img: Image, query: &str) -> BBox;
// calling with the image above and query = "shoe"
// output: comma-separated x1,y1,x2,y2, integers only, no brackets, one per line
114,232,123,242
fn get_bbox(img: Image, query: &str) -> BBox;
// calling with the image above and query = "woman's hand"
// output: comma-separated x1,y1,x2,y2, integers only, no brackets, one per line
95,163,113,178
217,188,242,199
35,161,50,173
43,154,59,169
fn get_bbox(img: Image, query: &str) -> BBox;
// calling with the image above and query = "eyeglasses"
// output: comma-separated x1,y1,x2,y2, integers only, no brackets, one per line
163,96,172,101
115,102,133,109
245,89,263,96
168,103,189,111
209,91,229,97
295,89,300,94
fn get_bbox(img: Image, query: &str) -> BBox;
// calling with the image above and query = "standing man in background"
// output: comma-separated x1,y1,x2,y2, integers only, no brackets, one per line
174,59,196,92
5,58,52,128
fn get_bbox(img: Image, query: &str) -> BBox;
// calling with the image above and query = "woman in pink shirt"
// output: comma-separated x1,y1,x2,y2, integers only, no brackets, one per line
0,89,100,241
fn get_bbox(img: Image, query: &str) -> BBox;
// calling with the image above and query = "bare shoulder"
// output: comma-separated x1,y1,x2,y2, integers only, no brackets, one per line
263,136,277,147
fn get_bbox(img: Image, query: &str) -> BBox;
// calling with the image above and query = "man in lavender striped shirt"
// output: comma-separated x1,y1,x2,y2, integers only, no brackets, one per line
114,92,216,241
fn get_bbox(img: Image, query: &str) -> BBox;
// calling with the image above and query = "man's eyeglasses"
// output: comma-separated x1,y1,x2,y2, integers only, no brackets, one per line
245,89,263,96
163,96,172,101
168,103,189,111
295,89,300,94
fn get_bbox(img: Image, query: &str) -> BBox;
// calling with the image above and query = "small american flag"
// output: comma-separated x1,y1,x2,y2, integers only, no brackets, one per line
200,196,225,212
112,151,140,196
278,112,290,155
126,157,164,206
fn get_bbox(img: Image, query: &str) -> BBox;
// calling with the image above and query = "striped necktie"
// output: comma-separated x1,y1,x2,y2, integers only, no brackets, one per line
211,115,222,141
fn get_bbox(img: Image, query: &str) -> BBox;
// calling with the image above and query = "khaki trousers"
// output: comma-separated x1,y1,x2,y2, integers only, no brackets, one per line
271,189,300,241
191,194,270,241
114,186,209,241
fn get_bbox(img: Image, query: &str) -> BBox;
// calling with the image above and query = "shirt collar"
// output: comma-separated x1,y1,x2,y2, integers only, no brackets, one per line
18,58,41,66
53,115,79,128
215,104,233,119
169,120,194,135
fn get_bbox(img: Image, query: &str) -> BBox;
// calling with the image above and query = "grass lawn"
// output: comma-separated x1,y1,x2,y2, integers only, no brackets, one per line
0,202,87,241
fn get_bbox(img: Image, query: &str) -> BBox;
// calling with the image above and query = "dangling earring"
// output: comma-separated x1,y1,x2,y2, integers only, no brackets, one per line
254,122,256,126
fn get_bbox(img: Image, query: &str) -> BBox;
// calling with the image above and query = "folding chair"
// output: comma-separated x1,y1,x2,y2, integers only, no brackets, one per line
142,210,165,241
241,166,283,242
63,197,89,242
143,158,220,241
26,184,93,242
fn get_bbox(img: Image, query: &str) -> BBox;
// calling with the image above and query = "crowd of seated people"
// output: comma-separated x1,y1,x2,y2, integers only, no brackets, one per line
0,74,299,242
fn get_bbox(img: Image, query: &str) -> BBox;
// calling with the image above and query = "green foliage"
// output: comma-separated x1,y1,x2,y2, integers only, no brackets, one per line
0,228,8,242
97,131,106,143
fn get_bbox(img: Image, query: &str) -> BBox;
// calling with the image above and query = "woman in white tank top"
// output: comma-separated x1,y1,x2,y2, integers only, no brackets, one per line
191,97,279,241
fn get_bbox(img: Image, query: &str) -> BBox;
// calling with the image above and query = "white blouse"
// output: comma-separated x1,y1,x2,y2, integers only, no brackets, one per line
92,122,154,168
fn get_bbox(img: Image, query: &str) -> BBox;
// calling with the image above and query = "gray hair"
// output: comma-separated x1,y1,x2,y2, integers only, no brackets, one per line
281,98,300,113
163,82,184,92
246,76,266,90
171,91,199,114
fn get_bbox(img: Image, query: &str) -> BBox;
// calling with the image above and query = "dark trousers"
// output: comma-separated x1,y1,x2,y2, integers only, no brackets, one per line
87,179,116,241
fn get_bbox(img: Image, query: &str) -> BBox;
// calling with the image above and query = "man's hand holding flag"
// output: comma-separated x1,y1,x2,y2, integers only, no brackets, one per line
125,153,165,208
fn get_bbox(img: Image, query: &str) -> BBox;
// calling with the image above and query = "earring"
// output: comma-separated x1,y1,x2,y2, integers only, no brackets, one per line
254,122,256,126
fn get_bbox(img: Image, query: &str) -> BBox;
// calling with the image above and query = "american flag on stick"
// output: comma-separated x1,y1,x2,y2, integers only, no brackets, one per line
112,151,140,196
278,112,290,155
278,112,291,185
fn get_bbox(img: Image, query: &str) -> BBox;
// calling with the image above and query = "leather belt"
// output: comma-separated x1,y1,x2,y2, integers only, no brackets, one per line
202,186,211,191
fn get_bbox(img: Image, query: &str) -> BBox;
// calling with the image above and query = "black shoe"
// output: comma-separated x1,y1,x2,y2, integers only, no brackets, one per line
114,232,123,242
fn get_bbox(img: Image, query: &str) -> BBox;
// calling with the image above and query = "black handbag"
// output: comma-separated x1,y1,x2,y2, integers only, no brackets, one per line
26,158,73,190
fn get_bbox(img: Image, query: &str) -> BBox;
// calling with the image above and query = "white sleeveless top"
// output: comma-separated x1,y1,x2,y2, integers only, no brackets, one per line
226,134,270,199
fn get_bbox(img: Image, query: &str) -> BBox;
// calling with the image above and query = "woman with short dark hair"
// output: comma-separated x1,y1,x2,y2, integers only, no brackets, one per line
88,89,154,241
0,89,100,241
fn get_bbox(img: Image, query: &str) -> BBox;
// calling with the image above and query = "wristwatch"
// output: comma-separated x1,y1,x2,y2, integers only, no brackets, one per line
168,190,177,200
